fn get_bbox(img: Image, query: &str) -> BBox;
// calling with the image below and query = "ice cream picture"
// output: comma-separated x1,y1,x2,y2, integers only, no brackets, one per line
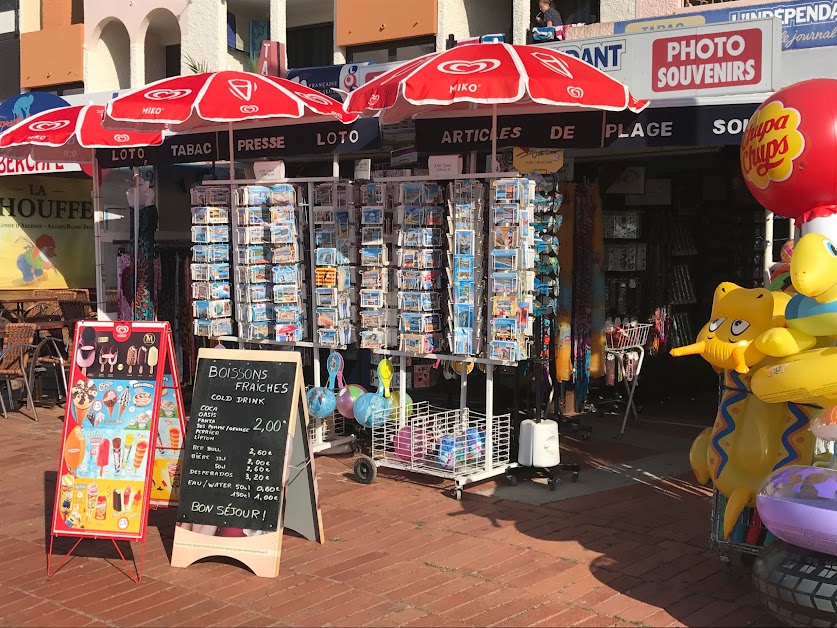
147,346,158,375
137,346,148,376
112,437,122,474
133,391,152,408
117,388,130,419
103,390,117,418
126,345,138,375
133,440,148,471
75,327,96,376
63,426,84,474
97,437,110,476
71,380,96,423
99,344,118,376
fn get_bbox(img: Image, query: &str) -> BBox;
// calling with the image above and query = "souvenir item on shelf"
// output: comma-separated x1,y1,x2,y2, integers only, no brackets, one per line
488,178,536,362
359,183,397,349
397,183,445,354
191,186,232,338
313,184,357,348
448,181,485,356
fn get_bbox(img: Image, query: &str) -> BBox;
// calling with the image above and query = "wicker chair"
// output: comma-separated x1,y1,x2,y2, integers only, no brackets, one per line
31,336,68,408
0,323,38,421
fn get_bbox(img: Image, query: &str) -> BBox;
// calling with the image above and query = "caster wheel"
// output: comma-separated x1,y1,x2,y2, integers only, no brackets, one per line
454,488,463,501
352,442,361,454
506,473,519,486
548,479,557,491
581,432,591,441
353,456,377,484
571,471,579,482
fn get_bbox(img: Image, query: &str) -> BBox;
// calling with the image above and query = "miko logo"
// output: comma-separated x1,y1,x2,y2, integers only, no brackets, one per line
113,133,131,143
567,86,584,99
297,92,333,107
145,88,192,100
228,79,255,101
367,94,381,107
114,324,132,342
240,105,259,114
437,59,501,75
29,120,70,132
531,52,574,79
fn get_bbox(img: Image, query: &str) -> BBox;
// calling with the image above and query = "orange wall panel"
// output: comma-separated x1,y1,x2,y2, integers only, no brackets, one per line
336,0,438,47
21,24,84,88
41,0,72,30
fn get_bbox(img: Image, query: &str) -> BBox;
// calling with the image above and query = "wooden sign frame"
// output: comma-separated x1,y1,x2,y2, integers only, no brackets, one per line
171,349,323,578
48,322,184,583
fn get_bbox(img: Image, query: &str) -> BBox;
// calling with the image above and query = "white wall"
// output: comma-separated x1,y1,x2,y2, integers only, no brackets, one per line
87,18,131,92
440,0,512,47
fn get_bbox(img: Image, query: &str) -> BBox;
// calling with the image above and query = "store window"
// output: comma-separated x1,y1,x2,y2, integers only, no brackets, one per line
287,23,334,69
531,0,599,26
71,0,83,25
347,36,436,63
31,82,85,96
0,0,16,39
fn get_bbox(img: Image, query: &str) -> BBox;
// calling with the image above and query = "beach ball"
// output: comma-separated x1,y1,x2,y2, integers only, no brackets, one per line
336,384,366,419
452,361,474,376
386,391,413,418
354,393,389,428
394,426,428,462
306,387,337,419
812,407,837,442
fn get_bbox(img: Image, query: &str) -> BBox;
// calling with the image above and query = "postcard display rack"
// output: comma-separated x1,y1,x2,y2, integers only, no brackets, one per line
359,176,537,498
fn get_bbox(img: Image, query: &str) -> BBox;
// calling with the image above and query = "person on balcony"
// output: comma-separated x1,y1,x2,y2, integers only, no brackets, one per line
535,0,563,28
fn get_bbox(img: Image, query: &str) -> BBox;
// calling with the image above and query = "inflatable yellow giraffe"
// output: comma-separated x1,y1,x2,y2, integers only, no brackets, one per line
671,283,816,539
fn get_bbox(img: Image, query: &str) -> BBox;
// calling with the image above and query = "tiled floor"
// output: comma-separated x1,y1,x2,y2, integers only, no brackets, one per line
0,405,772,627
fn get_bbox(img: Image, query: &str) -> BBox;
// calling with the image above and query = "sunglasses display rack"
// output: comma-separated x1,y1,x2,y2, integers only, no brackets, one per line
447,180,486,356
234,184,309,342
312,183,358,349
190,185,233,338
359,183,398,350
533,192,563,316
488,178,536,362
396,183,446,355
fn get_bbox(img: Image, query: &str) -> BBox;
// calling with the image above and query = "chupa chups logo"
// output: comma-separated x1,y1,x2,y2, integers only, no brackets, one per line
740,100,805,191
531,51,574,79
437,59,501,75
145,88,192,100
113,324,132,342
29,120,70,132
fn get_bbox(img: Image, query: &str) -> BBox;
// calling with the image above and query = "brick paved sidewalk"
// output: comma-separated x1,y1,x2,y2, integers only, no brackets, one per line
0,408,772,627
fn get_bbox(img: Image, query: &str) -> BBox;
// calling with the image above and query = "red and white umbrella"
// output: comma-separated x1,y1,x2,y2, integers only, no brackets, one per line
105,70,357,131
0,104,164,163
343,42,648,123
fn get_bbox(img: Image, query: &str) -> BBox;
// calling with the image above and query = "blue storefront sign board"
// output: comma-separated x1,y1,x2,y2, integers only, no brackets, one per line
0,92,70,130
615,1,837,51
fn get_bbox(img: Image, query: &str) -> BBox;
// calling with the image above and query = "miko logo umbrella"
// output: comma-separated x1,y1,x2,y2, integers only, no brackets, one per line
104,70,357,131
0,104,164,163
343,42,648,123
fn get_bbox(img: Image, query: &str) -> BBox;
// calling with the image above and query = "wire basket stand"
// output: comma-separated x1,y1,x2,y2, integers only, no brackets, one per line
710,489,771,576
355,401,513,500
605,322,652,435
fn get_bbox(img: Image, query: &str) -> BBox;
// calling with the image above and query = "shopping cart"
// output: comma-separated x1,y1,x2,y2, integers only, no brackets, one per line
352,401,515,500
605,322,652,435
710,489,772,576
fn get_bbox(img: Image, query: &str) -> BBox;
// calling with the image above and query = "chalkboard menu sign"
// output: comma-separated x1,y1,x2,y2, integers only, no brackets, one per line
177,358,295,531
171,348,323,578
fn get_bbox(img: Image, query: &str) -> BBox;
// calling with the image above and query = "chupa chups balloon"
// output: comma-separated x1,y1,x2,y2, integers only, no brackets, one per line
740,79,837,240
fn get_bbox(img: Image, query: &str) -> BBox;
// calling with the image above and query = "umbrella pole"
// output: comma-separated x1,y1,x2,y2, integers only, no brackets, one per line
491,103,498,174
92,155,106,321
132,167,139,321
